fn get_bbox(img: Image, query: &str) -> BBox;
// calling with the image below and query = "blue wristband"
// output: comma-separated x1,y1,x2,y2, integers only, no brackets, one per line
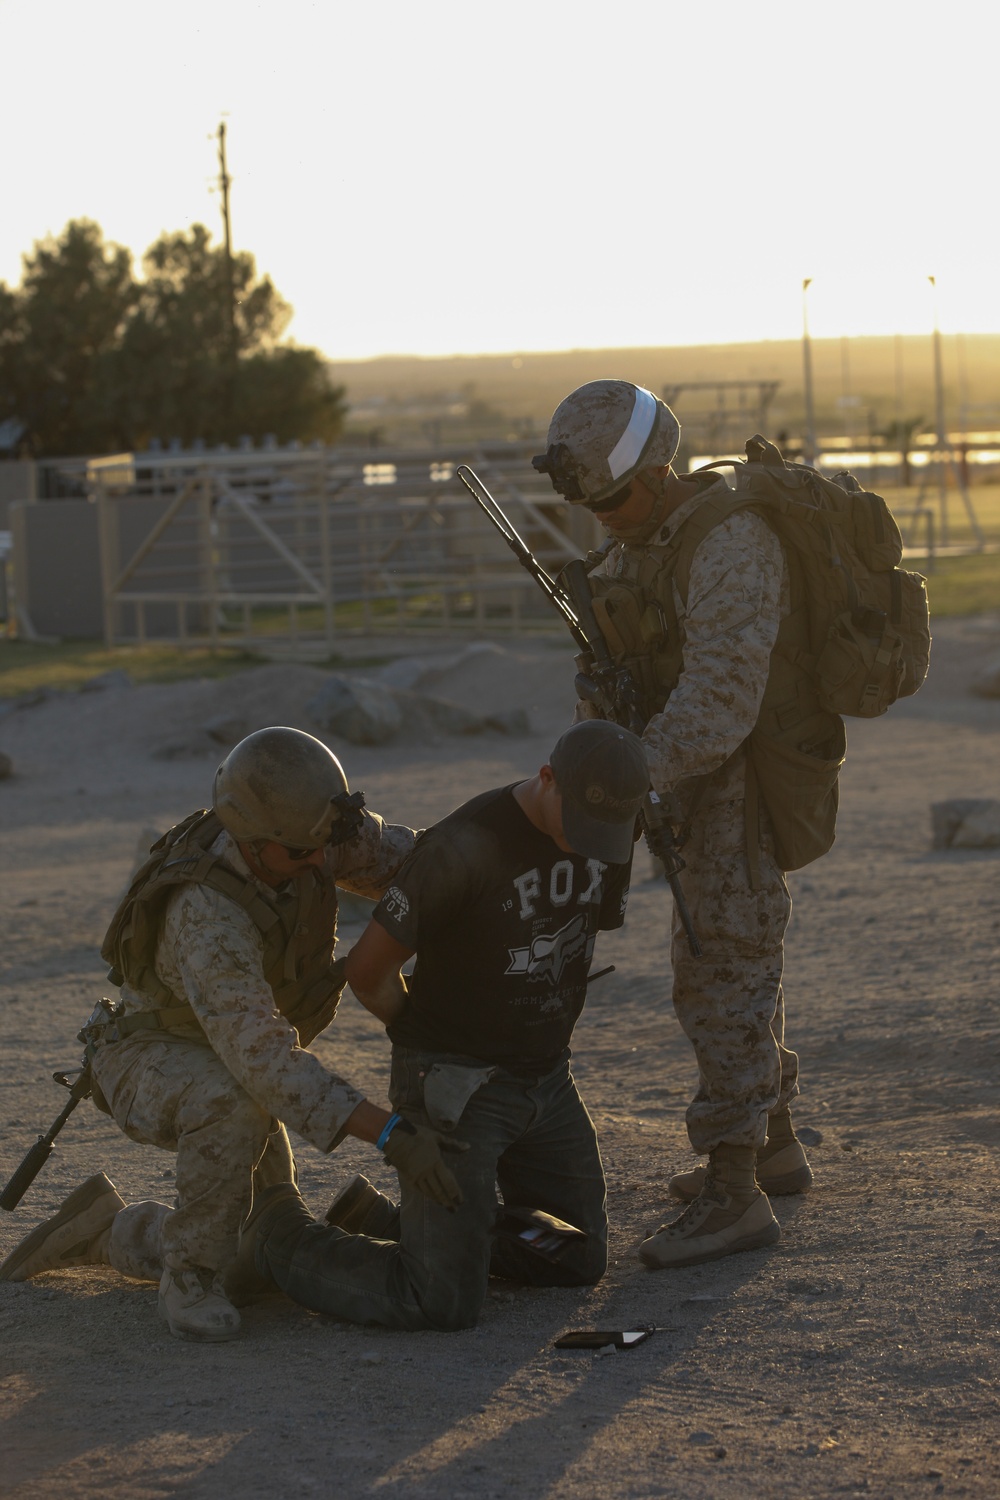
376,1113,402,1152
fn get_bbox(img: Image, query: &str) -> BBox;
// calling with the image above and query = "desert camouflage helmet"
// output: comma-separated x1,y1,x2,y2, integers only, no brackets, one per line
533,380,681,506
213,726,364,849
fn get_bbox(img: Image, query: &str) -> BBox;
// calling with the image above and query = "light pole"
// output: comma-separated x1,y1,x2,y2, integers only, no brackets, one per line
929,274,950,546
924,276,983,551
801,278,818,466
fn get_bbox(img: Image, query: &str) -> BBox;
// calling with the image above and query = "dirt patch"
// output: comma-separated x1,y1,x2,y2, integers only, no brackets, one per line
1,625,999,1499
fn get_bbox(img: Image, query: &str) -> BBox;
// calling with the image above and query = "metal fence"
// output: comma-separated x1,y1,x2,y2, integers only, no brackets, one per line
90,443,600,649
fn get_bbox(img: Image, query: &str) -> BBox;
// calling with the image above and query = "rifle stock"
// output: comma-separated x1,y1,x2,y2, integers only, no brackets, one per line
459,466,701,958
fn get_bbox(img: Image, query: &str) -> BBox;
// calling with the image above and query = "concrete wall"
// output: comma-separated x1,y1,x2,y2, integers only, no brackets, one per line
11,501,103,637
0,461,37,529
11,497,190,639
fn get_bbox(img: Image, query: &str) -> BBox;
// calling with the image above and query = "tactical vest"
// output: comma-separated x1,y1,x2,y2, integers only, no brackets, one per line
584,486,848,877
101,810,347,1048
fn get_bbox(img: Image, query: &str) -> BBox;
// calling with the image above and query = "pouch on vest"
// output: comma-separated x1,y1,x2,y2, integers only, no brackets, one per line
586,578,675,717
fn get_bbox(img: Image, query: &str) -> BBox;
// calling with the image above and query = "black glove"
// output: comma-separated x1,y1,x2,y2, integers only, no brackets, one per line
382,1118,469,1209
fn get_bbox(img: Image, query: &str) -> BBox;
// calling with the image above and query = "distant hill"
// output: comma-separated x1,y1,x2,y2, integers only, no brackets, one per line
328,336,1000,449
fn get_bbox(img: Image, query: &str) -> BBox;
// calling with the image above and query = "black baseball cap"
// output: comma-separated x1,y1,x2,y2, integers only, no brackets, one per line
549,721,650,864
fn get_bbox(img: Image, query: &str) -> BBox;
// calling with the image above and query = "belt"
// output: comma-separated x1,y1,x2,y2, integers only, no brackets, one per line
81,1002,208,1050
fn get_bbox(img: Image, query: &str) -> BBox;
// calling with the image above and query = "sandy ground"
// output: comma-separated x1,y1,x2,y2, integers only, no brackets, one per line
1,621,998,1500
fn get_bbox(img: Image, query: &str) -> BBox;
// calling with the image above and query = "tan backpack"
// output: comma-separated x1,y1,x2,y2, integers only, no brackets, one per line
672,436,931,871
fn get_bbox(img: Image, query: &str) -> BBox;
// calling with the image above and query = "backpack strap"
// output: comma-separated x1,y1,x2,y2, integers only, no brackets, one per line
672,490,758,607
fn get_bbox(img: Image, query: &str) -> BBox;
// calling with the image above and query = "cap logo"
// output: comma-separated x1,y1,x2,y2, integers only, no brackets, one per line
585,784,606,805
607,386,658,481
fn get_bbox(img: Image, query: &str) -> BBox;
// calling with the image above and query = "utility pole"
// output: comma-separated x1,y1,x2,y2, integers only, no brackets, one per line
801,278,818,466
217,120,237,429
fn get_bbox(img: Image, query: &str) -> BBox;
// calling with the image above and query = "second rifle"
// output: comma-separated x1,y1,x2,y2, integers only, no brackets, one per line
456,464,701,958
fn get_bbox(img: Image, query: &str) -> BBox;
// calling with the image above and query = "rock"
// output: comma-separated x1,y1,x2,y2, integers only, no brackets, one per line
203,714,248,747
0,751,12,779
687,1431,716,1446
304,672,525,744
380,641,505,694
377,656,432,692
14,687,54,710
305,676,403,746
797,1126,824,1147
950,802,1000,849
484,708,531,736
931,798,1000,849
405,693,486,737
969,657,1000,699
151,740,213,760
79,669,132,693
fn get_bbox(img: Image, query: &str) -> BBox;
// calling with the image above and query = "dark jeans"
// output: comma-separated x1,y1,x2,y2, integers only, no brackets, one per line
256,1049,608,1330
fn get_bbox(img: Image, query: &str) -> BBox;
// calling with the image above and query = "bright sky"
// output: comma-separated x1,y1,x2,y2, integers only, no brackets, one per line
2,0,997,359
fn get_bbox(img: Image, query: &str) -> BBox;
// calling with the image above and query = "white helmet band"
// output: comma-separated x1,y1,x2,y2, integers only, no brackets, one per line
607,386,659,481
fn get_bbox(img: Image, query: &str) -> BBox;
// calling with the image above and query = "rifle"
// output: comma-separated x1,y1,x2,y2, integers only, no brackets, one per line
456,464,701,958
0,1061,93,1211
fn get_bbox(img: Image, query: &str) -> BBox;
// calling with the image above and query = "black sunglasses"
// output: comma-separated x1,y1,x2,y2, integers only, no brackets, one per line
279,844,317,862
581,483,632,515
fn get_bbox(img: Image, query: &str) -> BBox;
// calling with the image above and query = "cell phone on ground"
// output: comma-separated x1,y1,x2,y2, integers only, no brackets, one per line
554,1325,655,1350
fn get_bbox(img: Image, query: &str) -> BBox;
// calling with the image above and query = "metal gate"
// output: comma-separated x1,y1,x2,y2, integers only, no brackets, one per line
93,444,597,649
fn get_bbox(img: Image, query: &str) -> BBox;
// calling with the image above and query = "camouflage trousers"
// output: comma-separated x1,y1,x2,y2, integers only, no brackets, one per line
670,784,796,1154
90,1033,296,1279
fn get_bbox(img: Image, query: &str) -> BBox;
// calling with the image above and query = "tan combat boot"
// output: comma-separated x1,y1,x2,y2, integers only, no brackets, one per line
640,1143,780,1270
325,1174,400,1239
159,1267,242,1342
668,1109,814,1201
0,1172,125,1281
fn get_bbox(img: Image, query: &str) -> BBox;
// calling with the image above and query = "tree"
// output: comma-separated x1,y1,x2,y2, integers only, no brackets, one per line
0,220,347,455
0,219,136,455
235,347,348,446
118,223,347,448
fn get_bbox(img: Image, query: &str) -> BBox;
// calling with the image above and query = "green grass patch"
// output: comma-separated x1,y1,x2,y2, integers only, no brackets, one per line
889,482,1000,550
0,640,267,699
921,552,1000,618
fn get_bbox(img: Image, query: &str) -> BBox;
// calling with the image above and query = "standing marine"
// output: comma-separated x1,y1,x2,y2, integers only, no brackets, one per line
534,379,821,1268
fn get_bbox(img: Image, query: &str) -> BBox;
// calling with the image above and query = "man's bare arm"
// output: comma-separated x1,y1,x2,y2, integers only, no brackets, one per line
345,921,415,1024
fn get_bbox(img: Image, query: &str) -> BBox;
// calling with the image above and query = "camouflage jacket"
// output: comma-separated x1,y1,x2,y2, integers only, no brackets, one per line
116,812,415,1152
596,477,788,801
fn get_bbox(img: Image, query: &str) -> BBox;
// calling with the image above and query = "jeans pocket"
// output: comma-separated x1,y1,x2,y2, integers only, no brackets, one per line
388,1051,430,1115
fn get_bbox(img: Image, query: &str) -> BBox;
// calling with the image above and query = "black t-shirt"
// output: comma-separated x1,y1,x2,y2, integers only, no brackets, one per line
373,784,630,1071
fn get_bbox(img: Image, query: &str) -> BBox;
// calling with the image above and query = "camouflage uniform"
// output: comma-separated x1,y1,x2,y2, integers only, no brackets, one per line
91,812,414,1279
597,480,797,1152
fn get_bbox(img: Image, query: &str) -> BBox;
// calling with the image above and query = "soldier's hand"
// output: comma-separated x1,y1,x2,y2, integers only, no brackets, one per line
382,1118,469,1209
